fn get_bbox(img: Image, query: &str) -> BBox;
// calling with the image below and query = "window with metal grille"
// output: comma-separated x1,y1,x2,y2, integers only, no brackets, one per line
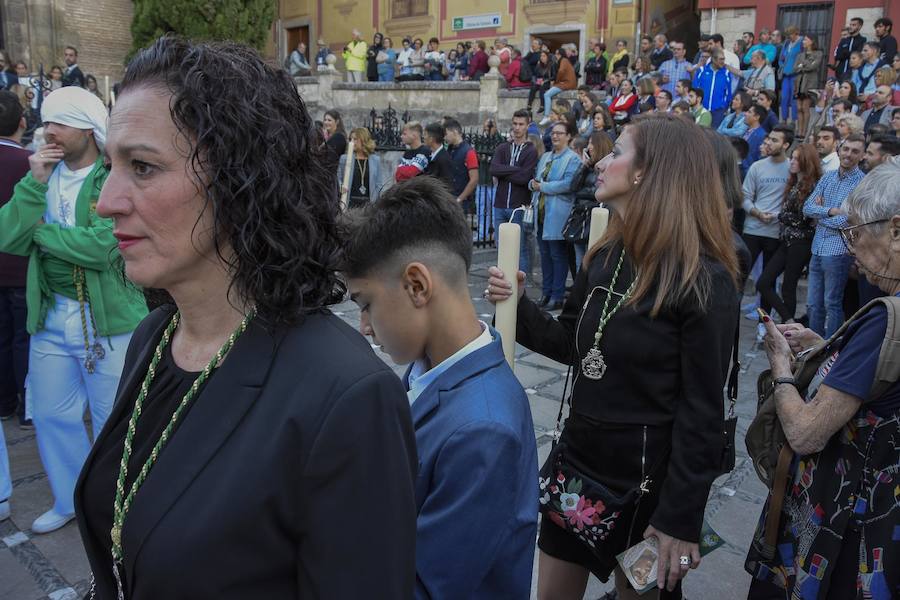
777,2,834,81
393,0,428,18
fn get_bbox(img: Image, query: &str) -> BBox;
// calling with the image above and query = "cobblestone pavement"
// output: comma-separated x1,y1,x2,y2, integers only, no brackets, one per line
1,250,776,599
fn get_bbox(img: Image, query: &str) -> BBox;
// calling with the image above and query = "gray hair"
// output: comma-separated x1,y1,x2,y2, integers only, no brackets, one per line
752,50,766,61
842,163,900,228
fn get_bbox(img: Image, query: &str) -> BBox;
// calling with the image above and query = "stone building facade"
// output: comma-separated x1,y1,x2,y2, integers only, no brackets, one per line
1,0,133,81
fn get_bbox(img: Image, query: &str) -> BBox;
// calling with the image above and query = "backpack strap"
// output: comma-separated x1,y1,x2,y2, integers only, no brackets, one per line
869,296,900,399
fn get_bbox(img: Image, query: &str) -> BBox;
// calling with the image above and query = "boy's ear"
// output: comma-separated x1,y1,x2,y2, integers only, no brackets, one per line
402,262,433,308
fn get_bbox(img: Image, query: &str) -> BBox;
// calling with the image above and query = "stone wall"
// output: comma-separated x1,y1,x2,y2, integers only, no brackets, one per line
700,8,757,47
2,0,133,81
298,69,542,130
296,69,602,131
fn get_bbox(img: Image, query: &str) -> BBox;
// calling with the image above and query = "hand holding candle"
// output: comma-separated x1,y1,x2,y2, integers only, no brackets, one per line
339,139,355,211
495,222,521,368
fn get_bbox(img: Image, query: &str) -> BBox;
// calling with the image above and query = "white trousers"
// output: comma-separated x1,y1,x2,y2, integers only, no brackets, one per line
27,294,131,515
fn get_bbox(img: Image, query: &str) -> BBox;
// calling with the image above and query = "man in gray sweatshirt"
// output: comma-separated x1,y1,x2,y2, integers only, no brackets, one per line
742,124,793,315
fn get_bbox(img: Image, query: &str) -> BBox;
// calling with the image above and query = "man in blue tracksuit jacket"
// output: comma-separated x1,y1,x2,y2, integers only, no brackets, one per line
693,48,733,128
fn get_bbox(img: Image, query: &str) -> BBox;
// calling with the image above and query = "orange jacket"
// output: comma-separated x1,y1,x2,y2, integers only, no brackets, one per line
554,57,576,91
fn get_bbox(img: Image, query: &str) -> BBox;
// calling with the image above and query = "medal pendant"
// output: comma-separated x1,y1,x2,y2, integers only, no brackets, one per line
84,355,96,374
581,346,607,380
359,185,366,195
92,341,106,360
112,561,125,600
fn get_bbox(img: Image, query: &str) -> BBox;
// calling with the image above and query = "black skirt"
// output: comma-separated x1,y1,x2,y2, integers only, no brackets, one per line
538,412,672,583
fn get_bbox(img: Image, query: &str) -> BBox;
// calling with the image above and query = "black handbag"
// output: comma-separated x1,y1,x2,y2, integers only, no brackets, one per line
719,322,740,476
538,366,668,559
562,201,591,243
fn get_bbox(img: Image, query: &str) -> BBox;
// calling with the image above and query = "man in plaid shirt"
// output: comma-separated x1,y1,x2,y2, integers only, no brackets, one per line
659,41,692,95
802,134,866,336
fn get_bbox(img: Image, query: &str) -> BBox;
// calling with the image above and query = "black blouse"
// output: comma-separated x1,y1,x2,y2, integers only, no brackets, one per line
80,339,203,579
325,132,347,158
516,242,739,541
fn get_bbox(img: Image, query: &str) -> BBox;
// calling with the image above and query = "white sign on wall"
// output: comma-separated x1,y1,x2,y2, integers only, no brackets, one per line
451,14,502,31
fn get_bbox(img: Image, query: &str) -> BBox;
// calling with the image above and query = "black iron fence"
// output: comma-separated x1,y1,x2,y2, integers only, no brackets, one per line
367,105,506,248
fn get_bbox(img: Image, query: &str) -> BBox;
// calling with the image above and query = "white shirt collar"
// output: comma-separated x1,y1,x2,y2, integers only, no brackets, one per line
406,321,493,405
430,146,443,160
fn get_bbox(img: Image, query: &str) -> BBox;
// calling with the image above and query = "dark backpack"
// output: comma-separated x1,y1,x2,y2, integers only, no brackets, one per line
283,53,293,71
746,296,900,558
518,58,533,83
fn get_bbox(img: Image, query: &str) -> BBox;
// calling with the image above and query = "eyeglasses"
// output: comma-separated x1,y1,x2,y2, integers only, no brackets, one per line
839,219,889,250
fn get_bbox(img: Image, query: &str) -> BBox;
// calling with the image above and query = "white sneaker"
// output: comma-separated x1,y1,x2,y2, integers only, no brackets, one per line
31,509,74,534
0,500,9,521
538,117,551,126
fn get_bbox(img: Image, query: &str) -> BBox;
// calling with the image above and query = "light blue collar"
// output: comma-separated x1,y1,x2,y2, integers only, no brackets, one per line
407,321,492,405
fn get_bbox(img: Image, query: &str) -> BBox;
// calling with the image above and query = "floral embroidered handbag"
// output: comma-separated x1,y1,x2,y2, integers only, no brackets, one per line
539,367,669,558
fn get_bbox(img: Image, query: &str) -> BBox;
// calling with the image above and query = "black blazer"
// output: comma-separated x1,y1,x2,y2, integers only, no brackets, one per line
62,65,85,88
75,306,417,599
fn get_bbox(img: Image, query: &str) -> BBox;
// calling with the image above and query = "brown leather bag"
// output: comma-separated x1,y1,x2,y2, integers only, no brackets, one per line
746,296,900,558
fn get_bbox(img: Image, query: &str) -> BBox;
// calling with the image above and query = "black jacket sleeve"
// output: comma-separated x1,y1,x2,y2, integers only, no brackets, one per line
297,369,417,598
649,266,738,542
515,263,590,365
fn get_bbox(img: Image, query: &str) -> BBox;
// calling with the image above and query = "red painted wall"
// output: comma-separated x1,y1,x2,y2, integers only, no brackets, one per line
696,0,900,57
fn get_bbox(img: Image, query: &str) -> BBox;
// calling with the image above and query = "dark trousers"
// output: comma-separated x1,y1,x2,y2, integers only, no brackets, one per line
710,107,727,128
743,234,781,312
0,286,29,416
529,80,552,111
756,240,812,322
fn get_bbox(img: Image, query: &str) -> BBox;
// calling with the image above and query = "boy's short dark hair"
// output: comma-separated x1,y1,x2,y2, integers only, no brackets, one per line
729,136,749,160
424,122,445,144
818,125,840,139
747,103,768,122
657,89,673,102
870,135,900,156
577,84,592,93
553,98,571,111
443,118,462,134
0,90,24,137
689,87,704,99
512,108,531,121
342,177,473,284
676,78,692,90
771,124,795,146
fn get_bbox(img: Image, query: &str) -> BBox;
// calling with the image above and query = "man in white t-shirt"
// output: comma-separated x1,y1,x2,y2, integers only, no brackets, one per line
815,126,840,172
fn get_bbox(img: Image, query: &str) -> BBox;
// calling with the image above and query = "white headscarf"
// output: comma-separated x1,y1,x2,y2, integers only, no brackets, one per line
40,86,108,151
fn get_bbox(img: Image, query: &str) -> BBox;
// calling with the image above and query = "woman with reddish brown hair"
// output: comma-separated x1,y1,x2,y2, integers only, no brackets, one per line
756,144,822,323
486,113,739,599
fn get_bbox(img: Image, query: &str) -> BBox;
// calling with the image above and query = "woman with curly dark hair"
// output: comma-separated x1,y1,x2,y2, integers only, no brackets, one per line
73,36,417,599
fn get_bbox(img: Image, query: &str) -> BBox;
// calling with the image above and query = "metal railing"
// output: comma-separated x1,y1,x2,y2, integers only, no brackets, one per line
368,105,506,247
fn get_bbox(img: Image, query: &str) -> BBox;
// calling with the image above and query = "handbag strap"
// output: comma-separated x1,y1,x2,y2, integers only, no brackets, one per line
726,320,740,416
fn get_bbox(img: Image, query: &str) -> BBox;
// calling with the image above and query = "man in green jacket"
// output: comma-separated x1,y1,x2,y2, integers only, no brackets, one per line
0,87,147,534
343,29,368,83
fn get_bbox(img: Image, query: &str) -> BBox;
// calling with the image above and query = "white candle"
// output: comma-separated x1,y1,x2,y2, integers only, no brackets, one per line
587,206,609,250
110,89,116,107
104,75,110,106
339,139,355,211
495,222,521,368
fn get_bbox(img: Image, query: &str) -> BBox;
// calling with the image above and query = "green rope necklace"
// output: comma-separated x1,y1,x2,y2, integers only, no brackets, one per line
580,248,636,380
110,309,255,565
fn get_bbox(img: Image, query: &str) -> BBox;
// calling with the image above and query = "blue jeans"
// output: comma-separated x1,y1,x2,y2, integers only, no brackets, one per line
574,242,587,269
539,237,568,302
807,254,853,337
493,207,531,274
780,75,797,121
28,294,131,515
543,86,563,117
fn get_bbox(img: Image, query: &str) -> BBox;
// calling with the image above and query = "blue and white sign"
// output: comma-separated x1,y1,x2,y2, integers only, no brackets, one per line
451,14,502,31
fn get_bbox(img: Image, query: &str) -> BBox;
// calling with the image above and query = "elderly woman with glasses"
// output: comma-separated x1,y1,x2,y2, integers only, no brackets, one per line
746,162,900,599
